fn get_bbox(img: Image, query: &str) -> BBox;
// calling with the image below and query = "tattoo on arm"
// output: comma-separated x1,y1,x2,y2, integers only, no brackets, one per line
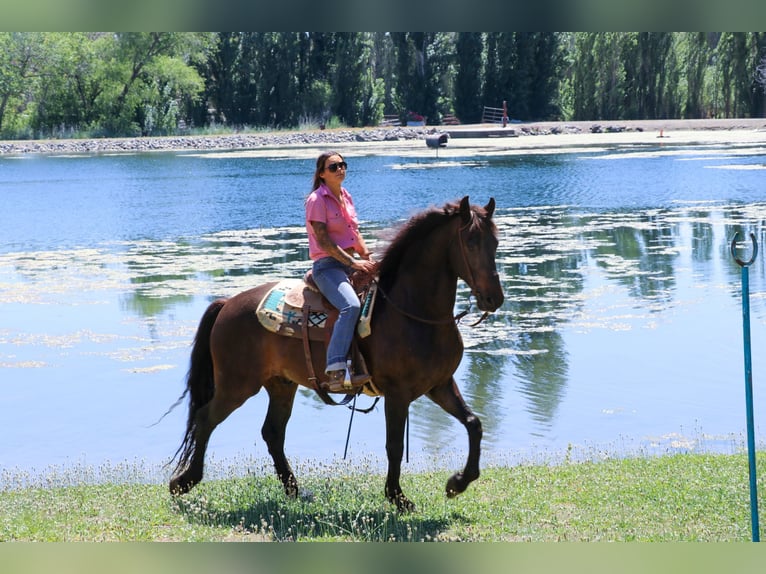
311,221,354,265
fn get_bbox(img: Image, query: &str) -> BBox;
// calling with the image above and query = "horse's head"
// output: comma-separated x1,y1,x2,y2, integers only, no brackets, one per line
455,196,504,312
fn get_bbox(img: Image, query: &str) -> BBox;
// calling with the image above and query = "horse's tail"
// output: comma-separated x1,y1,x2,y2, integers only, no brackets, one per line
170,298,226,475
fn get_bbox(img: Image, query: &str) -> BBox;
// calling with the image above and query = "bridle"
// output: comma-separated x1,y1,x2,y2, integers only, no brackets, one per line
375,214,491,327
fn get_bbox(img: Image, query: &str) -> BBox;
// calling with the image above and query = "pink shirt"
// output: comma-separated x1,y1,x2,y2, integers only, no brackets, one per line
305,184,363,260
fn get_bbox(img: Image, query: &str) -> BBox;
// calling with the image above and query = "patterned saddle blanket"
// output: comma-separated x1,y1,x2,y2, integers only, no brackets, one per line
255,276,376,341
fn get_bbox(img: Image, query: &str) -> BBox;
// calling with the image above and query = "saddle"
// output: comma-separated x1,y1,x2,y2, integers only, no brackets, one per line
256,277,333,341
255,270,379,398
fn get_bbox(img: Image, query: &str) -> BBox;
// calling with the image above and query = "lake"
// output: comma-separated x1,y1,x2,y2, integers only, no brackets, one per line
2,138,766,483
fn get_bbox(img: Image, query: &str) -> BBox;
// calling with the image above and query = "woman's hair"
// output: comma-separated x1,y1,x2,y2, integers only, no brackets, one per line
312,151,344,191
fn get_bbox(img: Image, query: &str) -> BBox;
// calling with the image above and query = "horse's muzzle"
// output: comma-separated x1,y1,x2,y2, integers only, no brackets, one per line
475,285,504,312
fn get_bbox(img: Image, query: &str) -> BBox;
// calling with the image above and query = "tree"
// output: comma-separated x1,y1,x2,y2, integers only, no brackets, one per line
197,32,242,126
99,32,209,135
333,33,373,126
389,32,446,124
269,33,302,127
506,33,532,119
570,33,599,120
624,32,681,119
680,32,711,118
483,33,514,118
745,32,766,117
0,32,45,135
525,33,564,120
716,32,750,118
758,46,766,115
371,32,396,116
569,32,680,121
426,32,458,123
484,33,563,122
483,33,501,113
454,33,484,123
302,32,335,123
34,33,112,135
595,32,625,120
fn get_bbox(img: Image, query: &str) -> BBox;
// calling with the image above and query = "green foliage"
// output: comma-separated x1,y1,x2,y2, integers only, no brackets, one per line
454,33,484,123
0,32,764,139
0,32,46,137
332,33,372,126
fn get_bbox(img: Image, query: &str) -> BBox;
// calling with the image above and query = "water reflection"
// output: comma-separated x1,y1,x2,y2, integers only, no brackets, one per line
512,330,569,433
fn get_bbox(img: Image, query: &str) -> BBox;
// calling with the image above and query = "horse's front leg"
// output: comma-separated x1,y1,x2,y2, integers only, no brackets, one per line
384,396,416,512
427,377,483,498
262,379,299,498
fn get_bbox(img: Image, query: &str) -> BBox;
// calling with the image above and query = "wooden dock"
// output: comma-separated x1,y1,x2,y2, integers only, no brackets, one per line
444,125,519,139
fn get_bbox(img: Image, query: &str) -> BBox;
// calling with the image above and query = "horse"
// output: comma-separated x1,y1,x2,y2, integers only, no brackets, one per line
168,195,504,511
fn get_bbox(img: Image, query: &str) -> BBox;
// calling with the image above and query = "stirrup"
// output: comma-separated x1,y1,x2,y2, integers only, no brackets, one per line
320,370,372,393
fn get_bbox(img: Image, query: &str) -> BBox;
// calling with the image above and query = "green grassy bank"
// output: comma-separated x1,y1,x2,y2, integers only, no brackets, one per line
1,452,764,542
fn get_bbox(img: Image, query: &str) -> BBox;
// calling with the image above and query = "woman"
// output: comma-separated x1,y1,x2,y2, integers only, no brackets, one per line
305,151,376,389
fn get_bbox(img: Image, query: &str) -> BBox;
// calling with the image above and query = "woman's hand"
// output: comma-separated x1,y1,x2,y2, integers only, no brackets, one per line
352,258,377,273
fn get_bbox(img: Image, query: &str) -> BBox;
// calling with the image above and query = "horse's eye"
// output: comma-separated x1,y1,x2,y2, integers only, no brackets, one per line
466,235,479,250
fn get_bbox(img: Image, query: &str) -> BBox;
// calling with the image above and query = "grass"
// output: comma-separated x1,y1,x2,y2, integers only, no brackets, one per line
1,452,764,541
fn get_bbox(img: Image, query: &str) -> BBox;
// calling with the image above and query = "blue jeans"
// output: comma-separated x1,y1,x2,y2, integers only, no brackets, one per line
311,257,361,372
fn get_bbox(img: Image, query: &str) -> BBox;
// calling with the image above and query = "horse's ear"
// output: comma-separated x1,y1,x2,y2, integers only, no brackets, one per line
459,196,472,224
484,198,495,218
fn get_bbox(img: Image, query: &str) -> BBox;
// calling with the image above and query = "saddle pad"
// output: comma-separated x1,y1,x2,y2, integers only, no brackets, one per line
256,279,330,339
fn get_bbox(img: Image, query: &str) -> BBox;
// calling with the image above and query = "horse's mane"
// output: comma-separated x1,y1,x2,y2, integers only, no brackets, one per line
376,200,484,290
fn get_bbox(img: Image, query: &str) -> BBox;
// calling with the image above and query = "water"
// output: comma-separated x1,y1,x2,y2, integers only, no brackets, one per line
2,140,766,480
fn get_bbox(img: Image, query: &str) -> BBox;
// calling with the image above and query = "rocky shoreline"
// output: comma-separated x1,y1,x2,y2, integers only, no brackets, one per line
0,127,428,155
1,118,764,155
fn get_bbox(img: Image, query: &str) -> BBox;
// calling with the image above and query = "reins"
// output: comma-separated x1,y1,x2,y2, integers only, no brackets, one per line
373,216,492,328
374,280,470,325
375,281,489,326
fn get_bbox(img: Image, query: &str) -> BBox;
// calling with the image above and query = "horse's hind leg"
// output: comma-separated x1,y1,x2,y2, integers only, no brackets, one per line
170,394,243,494
262,379,299,498
426,377,483,498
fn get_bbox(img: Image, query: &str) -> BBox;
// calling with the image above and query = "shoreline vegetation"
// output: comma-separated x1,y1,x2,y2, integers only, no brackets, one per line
1,118,765,156
1,451,764,541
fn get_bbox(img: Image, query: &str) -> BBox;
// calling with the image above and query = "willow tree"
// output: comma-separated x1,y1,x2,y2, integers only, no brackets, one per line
680,32,712,118
716,32,751,117
332,32,381,127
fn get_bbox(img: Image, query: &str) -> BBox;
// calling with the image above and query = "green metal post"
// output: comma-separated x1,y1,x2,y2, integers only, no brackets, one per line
731,232,760,542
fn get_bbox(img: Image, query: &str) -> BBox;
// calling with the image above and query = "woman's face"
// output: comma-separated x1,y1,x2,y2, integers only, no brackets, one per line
321,154,347,185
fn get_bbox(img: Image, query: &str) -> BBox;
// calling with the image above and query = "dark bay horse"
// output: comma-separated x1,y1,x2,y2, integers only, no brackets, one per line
169,196,504,511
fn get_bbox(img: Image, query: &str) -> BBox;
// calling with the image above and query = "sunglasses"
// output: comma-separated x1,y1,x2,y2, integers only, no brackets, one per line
325,161,348,173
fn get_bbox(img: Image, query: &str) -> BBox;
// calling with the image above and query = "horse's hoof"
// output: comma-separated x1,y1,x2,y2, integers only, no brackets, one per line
389,493,416,513
283,481,300,499
446,472,466,498
169,475,194,496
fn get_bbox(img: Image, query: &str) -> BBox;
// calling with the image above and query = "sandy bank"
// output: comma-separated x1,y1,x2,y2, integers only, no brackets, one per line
1,118,765,159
